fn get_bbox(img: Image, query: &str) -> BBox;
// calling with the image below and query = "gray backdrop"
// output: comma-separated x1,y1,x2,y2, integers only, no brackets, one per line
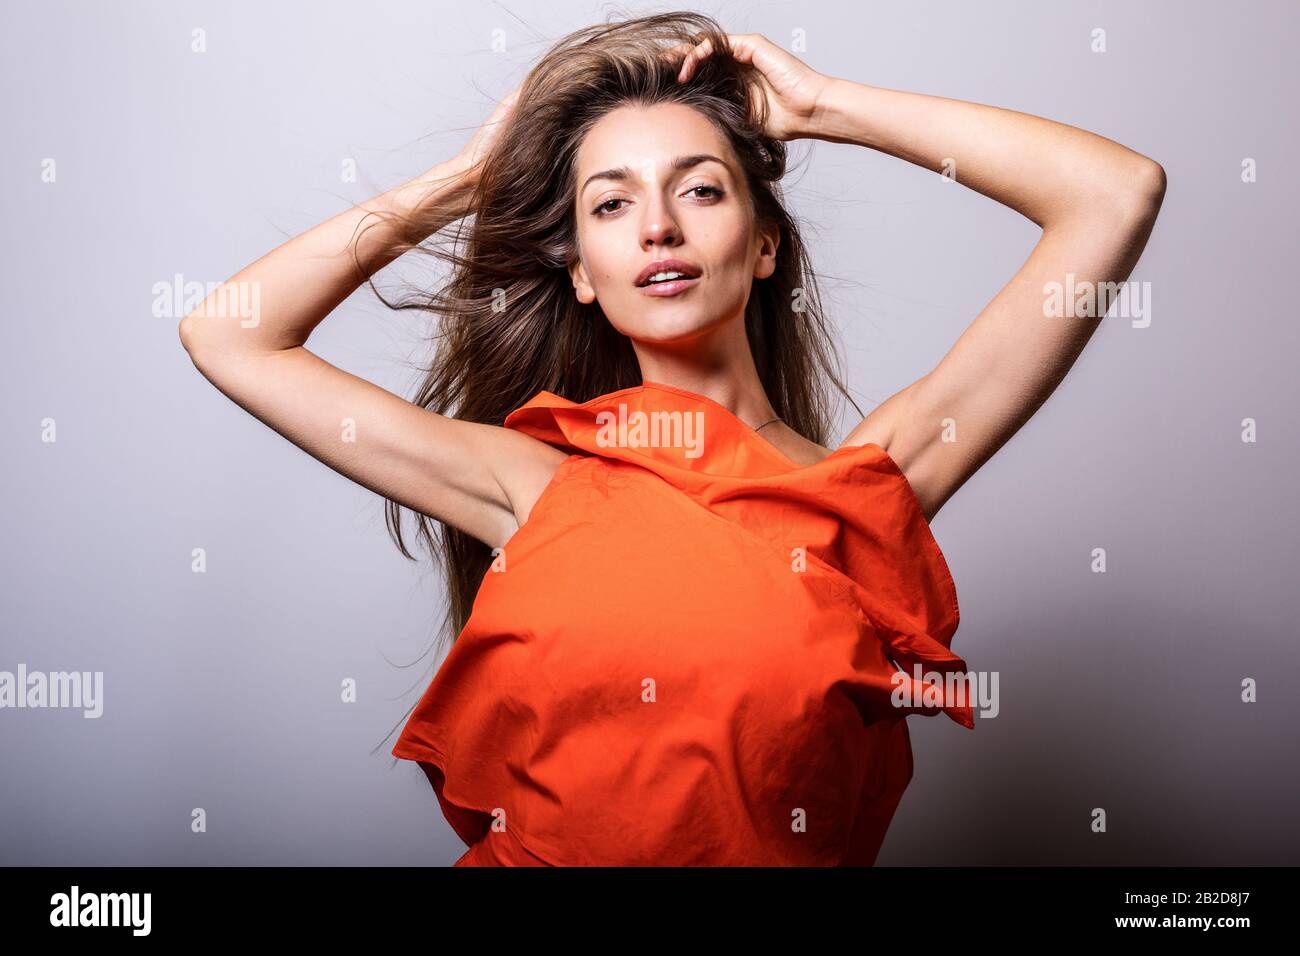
2,0,1296,865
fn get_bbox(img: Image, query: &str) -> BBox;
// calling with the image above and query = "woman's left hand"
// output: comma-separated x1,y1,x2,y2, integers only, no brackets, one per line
674,33,833,142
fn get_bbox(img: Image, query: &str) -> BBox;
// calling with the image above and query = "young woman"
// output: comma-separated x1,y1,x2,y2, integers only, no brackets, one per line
179,13,1164,866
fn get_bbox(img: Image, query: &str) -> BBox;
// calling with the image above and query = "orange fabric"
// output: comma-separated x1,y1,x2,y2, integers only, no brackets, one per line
392,381,974,866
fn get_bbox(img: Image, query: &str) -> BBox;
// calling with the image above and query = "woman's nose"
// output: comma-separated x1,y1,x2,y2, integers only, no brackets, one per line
639,195,680,247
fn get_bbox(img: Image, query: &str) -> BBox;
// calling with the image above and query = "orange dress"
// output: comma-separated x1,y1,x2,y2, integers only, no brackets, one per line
392,381,974,866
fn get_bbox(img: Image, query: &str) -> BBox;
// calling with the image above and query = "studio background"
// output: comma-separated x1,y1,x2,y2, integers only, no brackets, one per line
2,0,1296,865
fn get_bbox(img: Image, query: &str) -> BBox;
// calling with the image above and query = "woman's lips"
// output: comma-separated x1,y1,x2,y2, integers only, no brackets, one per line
637,276,700,297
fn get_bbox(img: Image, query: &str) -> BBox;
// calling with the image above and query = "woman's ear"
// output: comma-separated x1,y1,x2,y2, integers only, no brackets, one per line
753,217,781,280
569,257,596,304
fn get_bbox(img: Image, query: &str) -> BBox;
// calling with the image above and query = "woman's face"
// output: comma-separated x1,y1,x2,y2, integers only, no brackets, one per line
569,101,779,345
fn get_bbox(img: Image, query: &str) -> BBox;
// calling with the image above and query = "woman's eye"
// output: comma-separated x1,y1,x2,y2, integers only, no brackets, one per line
592,186,723,217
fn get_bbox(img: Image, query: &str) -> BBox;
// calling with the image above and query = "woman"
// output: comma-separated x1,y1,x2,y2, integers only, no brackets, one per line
179,13,1164,866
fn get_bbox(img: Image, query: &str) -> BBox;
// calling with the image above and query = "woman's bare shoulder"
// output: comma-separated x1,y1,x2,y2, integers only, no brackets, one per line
482,427,572,545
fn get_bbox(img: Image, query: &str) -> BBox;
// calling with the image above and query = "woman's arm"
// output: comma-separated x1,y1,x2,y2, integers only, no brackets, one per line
181,161,474,353
811,79,1166,520
179,89,565,549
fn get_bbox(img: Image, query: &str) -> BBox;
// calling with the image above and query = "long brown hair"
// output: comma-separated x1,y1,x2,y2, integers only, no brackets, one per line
366,11,860,746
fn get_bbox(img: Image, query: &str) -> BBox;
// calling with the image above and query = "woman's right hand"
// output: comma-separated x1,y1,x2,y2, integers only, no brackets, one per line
398,85,523,234
448,84,522,187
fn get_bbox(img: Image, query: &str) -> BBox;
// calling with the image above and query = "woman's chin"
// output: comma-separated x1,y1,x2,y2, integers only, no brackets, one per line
618,309,733,346
630,321,722,346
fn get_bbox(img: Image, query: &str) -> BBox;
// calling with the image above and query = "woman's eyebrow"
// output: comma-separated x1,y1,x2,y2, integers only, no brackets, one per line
580,153,729,195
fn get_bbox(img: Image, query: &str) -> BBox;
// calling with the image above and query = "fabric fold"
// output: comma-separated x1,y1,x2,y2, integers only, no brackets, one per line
393,380,975,865
504,382,971,728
